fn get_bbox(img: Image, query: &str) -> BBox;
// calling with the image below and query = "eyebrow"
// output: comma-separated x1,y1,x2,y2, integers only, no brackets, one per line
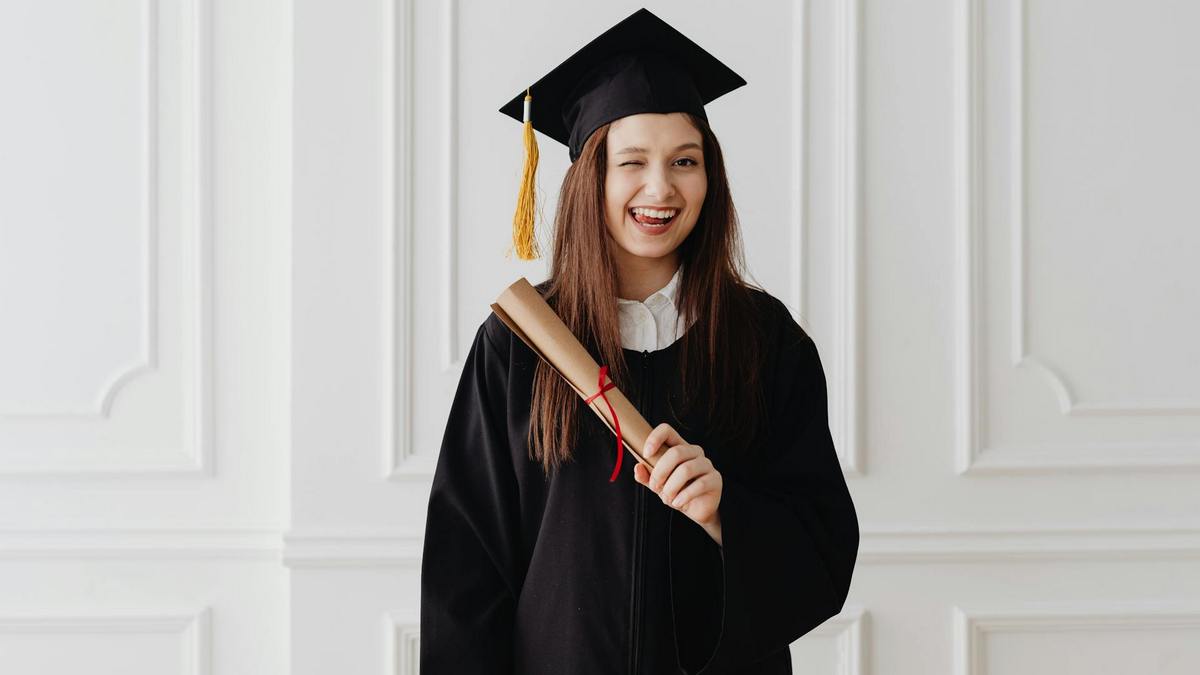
615,142,702,155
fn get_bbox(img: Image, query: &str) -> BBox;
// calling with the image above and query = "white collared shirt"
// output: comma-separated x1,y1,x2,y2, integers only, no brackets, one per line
616,265,692,352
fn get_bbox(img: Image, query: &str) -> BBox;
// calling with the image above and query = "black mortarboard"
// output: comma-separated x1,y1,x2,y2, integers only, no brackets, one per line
498,7,747,260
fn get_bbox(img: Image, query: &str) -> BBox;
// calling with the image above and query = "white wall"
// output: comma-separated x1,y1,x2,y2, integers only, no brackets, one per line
0,0,291,672
4,0,1198,673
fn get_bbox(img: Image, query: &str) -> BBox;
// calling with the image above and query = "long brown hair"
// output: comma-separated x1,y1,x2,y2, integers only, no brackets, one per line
527,112,770,478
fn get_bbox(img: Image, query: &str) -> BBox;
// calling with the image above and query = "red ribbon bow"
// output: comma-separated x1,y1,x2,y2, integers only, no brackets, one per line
584,365,623,482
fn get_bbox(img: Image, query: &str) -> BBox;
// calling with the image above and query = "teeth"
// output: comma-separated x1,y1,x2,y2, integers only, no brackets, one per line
631,207,678,219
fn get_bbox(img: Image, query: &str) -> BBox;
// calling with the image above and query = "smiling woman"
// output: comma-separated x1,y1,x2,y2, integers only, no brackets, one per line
530,108,764,473
605,114,708,298
421,7,860,675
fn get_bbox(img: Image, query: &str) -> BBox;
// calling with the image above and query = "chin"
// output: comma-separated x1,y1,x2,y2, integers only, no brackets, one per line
633,243,687,263
614,231,672,257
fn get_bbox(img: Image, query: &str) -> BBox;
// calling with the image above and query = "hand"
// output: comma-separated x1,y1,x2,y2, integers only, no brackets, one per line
634,423,723,532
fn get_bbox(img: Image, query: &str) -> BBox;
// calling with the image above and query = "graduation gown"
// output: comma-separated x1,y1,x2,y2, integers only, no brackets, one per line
420,287,860,674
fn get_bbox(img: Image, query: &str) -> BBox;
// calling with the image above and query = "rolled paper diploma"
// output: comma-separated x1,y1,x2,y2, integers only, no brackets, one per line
491,277,656,473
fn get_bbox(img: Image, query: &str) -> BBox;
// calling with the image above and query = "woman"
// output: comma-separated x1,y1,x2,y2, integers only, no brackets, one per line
420,8,859,675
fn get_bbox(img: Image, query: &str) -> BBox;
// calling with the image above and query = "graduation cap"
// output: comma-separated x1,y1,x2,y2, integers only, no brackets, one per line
498,7,747,260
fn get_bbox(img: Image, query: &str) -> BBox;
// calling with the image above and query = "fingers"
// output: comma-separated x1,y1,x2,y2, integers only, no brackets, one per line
646,444,700,493
633,463,650,485
667,472,712,509
658,457,712,507
643,422,687,460
637,424,718,515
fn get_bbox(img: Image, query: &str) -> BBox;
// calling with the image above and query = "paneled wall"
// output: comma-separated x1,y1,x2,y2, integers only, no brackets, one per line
288,1,1200,672
0,0,290,672
4,0,1197,673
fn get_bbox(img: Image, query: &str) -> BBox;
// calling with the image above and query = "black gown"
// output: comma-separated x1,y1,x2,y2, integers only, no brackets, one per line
420,286,860,674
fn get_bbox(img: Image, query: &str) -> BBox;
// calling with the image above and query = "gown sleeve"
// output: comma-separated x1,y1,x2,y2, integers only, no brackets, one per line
420,317,523,674
668,329,860,674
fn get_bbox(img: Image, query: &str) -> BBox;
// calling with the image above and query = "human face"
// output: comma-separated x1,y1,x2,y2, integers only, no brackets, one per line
604,113,706,266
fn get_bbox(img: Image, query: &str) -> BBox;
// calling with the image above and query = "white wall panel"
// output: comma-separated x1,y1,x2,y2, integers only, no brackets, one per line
0,0,289,672
0,0,212,475
0,608,210,675
955,604,1200,675
790,606,868,674
958,0,1200,474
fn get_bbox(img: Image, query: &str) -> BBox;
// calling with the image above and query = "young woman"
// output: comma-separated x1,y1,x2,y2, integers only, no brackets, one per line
420,9,859,675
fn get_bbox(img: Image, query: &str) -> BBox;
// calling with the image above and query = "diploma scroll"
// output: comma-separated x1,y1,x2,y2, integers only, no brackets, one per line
491,277,656,473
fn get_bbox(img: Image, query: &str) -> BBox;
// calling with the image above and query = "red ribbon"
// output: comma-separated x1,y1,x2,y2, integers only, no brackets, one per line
584,365,623,482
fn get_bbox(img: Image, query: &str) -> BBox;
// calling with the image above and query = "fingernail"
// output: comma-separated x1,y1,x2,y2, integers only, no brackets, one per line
671,496,682,507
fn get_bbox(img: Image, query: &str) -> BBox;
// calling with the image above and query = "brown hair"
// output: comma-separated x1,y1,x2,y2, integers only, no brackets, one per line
527,113,771,478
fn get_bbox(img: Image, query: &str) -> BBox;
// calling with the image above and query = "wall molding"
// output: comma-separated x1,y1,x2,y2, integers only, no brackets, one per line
385,612,420,675
803,605,868,674
7,525,1198,565
279,525,1200,568
0,0,159,420
954,603,1200,675
859,525,1200,563
0,0,213,477
383,0,420,480
439,0,461,378
1003,0,1200,417
283,529,421,569
0,528,280,560
952,0,1200,474
831,0,865,476
0,606,211,674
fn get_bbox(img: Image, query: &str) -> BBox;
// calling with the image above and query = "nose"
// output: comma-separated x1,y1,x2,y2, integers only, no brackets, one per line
643,164,676,202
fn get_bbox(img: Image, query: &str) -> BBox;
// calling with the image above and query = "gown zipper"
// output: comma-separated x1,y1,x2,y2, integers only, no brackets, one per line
629,349,652,675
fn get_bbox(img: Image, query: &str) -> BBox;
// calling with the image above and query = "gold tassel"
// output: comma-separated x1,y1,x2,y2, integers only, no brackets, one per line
510,88,541,260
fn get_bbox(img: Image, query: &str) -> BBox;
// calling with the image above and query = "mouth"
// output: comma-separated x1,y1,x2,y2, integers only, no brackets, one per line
628,208,678,234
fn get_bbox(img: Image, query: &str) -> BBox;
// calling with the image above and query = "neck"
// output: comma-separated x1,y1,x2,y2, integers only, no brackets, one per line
613,249,680,302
